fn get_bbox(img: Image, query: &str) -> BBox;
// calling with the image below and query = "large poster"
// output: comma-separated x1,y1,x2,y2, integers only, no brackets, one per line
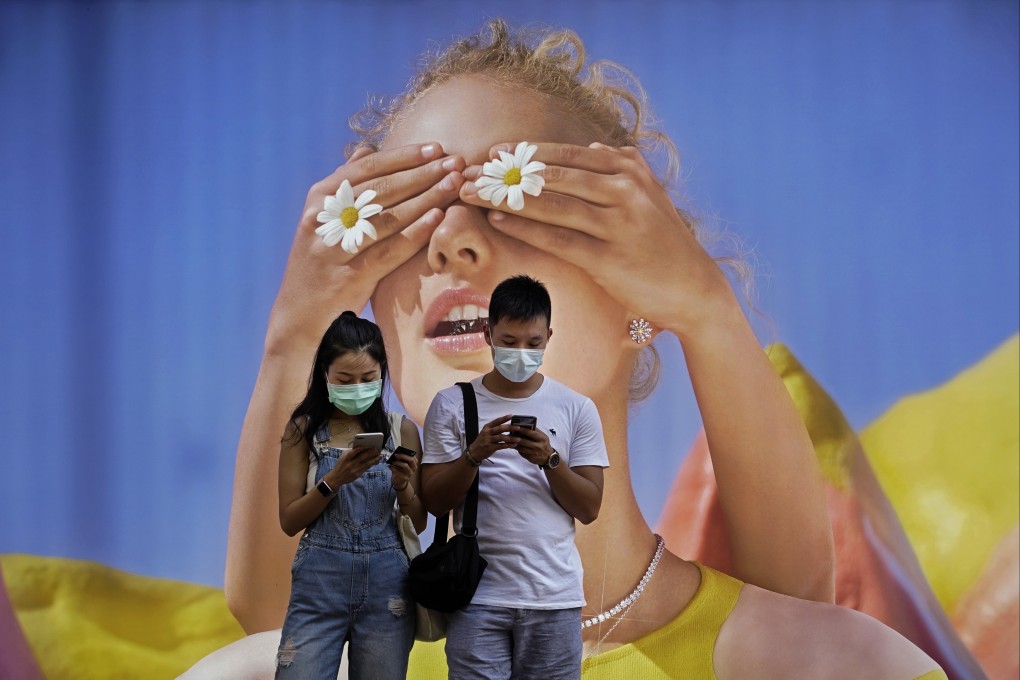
1,2,1016,678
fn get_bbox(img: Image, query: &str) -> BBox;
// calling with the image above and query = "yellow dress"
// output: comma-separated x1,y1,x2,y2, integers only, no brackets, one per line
580,561,740,679
409,561,948,679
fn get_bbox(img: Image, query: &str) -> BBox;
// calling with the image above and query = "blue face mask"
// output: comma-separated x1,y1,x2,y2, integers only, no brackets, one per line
326,379,382,415
492,346,544,383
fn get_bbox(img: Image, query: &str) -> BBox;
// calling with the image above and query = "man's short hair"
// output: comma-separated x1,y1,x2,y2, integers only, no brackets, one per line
488,275,552,328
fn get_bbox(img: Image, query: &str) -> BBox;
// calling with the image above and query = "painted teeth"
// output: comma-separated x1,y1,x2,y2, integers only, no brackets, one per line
443,304,489,322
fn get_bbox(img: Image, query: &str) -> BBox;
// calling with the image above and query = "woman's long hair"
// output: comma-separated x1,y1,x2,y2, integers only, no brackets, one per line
285,311,391,457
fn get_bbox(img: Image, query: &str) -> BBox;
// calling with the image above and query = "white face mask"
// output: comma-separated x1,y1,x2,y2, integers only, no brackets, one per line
492,346,544,383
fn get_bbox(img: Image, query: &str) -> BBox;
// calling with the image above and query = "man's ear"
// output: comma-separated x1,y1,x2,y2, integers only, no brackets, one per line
547,326,553,342
483,321,492,346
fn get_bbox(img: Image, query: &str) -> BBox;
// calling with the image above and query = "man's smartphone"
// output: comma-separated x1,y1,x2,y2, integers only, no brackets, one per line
387,445,416,465
510,415,537,431
351,432,385,453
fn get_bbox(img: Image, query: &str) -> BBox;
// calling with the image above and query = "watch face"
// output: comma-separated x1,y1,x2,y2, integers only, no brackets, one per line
547,452,560,469
317,479,333,497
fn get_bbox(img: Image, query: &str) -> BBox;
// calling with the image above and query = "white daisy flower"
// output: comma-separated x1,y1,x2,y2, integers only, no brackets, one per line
475,141,546,211
315,179,383,254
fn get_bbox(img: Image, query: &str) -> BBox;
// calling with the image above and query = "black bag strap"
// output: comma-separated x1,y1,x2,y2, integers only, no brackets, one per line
434,382,481,546
458,382,481,534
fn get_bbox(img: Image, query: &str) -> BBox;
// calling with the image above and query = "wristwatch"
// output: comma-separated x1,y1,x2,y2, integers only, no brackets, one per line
540,450,561,470
316,478,336,497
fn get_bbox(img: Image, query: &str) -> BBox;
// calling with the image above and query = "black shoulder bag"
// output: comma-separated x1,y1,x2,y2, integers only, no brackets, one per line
408,382,488,613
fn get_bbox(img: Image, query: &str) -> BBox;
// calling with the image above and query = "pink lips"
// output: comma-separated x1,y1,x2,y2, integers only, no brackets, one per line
424,288,490,354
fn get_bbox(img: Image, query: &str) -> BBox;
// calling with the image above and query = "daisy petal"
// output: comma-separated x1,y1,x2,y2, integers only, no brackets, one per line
317,210,335,224
323,195,341,214
338,179,354,206
520,176,544,197
477,184,499,201
315,220,342,236
521,174,545,189
483,158,509,177
497,150,515,167
354,189,378,209
518,142,537,166
522,161,546,175
341,229,360,254
522,142,538,166
475,176,502,189
359,203,383,219
507,186,525,211
321,226,345,247
490,185,509,207
359,221,378,241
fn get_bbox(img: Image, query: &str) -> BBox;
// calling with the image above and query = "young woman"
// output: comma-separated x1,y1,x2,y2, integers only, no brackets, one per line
214,20,952,680
273,311,425,679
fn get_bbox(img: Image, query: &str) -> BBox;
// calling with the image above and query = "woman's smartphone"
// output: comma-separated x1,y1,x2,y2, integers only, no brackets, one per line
387,445,416,465
351,432,384,453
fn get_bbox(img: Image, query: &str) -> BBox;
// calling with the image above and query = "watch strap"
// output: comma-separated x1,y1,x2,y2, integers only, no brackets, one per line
541,450,560,470
316,478,335,497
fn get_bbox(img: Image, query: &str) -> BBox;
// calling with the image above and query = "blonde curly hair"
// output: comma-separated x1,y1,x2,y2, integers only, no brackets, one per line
349,19,677,183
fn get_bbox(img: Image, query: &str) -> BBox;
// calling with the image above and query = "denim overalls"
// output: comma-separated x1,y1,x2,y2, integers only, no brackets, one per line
275,420,414,679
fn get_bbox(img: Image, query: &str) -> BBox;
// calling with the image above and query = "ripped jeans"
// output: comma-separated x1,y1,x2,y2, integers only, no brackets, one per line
275,538,415,680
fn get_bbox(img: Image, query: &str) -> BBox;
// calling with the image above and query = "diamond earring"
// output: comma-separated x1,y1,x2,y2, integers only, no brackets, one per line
628,318,653,344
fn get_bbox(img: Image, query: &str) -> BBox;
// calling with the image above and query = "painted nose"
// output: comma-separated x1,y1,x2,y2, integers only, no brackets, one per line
427,202,493,277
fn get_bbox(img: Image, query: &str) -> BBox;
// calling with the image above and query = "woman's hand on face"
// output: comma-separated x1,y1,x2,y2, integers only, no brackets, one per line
387,452,418,490
460,143,732,338
268,143,466,353
325,446,382,487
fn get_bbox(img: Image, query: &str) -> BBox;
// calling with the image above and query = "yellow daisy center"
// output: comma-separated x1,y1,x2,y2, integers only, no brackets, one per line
503,168,522,186
340,206,360,228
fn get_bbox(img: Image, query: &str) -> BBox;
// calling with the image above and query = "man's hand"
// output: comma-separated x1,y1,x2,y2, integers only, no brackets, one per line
467,414,519,464
515,427,554,466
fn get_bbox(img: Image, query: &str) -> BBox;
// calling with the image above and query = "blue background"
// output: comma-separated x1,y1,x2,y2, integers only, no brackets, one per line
1,0,1017,587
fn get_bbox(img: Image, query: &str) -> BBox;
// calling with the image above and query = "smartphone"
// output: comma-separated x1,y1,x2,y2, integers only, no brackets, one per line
351,432,385,453
387,445,416,465
510,415,537,431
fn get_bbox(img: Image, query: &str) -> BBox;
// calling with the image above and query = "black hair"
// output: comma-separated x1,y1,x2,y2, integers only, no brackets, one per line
285,311,390,457
488,275,552,328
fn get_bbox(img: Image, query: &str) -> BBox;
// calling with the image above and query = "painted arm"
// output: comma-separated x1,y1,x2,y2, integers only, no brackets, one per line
673,292,835,601
459,141,834,602
226,142,463,633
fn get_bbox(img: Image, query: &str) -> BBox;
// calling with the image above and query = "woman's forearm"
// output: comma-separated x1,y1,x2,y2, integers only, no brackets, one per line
226,348,314,633
396,481,428,534
673,291,835,602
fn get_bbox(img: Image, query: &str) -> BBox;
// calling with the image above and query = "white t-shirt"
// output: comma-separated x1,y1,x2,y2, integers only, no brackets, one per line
422,375,609,609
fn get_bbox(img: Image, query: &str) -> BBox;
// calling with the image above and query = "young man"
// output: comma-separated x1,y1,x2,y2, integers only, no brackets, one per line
422,275,609,680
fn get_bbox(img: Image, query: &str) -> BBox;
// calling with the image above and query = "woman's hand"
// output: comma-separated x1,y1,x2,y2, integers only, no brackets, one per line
459,142,732,340
323,446,382,488
387,451,418,491
461,141,835,603
268,143,465,354
228,146,463,632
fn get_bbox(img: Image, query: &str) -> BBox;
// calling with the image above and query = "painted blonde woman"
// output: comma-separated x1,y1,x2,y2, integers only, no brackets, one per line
199,20,948,680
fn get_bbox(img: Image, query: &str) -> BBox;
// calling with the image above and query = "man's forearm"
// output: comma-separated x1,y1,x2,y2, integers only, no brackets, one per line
545,465,603,525
421,456,479,516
